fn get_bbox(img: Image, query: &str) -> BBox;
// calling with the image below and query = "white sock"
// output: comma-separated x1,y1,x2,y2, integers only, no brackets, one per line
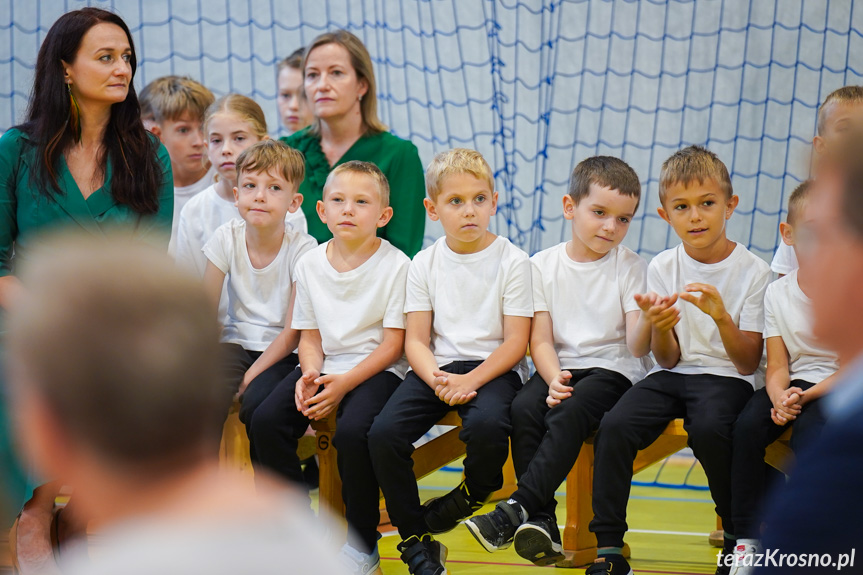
736,538,760,550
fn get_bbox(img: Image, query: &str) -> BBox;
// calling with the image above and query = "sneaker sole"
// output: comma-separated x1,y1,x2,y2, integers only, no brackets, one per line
463,518,512,553
513,524,564,566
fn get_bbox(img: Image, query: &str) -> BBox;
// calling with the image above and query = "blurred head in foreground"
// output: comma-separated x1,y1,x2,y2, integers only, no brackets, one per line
5,234,226,514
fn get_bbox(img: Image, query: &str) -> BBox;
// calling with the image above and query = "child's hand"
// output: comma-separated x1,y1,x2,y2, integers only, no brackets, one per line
302,374,349,420
237,373,253,399
546,370,573,408
294,369,321,413
679,283,728,322
635,292,680,332
771,387,804,424
433,371,478,406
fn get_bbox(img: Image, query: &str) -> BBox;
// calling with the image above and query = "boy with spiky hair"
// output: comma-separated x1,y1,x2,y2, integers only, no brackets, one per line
587,146,770,575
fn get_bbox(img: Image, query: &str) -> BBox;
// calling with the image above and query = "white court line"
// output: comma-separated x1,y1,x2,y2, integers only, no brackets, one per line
551,526,709,537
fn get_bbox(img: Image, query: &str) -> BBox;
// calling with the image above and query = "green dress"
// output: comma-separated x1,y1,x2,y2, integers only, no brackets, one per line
0,128,174,525
282,128,426,258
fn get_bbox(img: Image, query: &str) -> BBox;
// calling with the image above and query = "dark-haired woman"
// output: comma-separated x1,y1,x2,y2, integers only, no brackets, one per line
0,8,172,571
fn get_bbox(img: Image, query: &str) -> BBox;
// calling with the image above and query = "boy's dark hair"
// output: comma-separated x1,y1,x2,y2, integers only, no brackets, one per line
278,47,305,72
325,160,391,207
659,145,733,203
786,180,813,225
236,140,305,190
7,235,226,476
569,156,641,209
817,86,863,136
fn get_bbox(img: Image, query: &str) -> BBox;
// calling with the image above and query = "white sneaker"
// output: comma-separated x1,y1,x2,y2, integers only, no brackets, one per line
339,542,381,575
728,541,760,575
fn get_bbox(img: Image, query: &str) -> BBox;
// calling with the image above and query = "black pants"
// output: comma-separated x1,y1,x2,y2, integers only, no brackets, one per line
232,349,299,462
510,369,631,520
369,362,521,540
249,366,400,553
731,380,827,538
589,370,753,548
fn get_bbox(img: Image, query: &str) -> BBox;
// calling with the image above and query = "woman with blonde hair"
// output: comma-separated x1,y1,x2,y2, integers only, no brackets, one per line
282,29,425,257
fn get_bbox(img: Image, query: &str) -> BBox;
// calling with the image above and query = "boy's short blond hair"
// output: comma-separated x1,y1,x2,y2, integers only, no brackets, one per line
817,86,863,136
786,179,813,225
6,234,226,473
139,75,215,124
425,148,494,202
324,161,391,207
235,140,305,190
659,145,733,203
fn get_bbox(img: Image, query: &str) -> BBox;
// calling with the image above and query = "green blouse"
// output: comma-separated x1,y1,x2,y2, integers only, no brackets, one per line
0,128,174,276
282,128,426,258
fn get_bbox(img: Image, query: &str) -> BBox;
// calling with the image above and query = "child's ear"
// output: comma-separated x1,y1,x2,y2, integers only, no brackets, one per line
813,134,826,155
725,195,740,219
316,199,327,224
378,206,394,228
657,205,670,224
232,186,240,204
490,190,499,216
562,195,576,220
423,197,439,221
261,134,270,141
779,222,794,246
288,192,303,213
147,122,162,139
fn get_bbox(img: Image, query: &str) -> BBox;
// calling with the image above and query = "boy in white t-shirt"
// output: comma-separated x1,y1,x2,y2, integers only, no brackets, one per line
202,140,315,427
771,86,863,275
586,146,771,575
464,156,652,566
727,180,839,573
248,161,410,574
139,75,216,251
368,149,533,575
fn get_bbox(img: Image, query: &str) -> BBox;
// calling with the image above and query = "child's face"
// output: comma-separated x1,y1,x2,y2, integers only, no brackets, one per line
155,111,207,182
564,183,638,261
780,200,815,264
658,179,738,252
424,173,498,253
277,66,314,134
814,100,863,156
233,168,300,229
317,172,392,242
206,112,265,183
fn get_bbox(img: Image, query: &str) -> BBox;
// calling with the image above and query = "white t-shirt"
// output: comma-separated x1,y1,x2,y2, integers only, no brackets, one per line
203,219,316,351
647,243,771,387
168,166,216,256
60,497,347,575
405,236,534,382
174,184,308,278
531,243,651,384
764,270,839,384
292,239,410,378
770,241,798,275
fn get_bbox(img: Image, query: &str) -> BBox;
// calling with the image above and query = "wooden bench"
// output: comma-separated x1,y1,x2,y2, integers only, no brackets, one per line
556,420,793,567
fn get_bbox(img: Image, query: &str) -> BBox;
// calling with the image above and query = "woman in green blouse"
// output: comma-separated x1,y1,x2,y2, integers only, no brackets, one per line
282,30,425,258
0,8,173,568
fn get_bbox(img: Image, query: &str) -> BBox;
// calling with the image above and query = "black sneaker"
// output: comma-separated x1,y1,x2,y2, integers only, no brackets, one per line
422,481,484,534
513,513,564,566
463,500,524,552
397,534,448,575
586,555,634,575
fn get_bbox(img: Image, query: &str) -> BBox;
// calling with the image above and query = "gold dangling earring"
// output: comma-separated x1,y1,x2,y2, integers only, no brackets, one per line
67,83,81,143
